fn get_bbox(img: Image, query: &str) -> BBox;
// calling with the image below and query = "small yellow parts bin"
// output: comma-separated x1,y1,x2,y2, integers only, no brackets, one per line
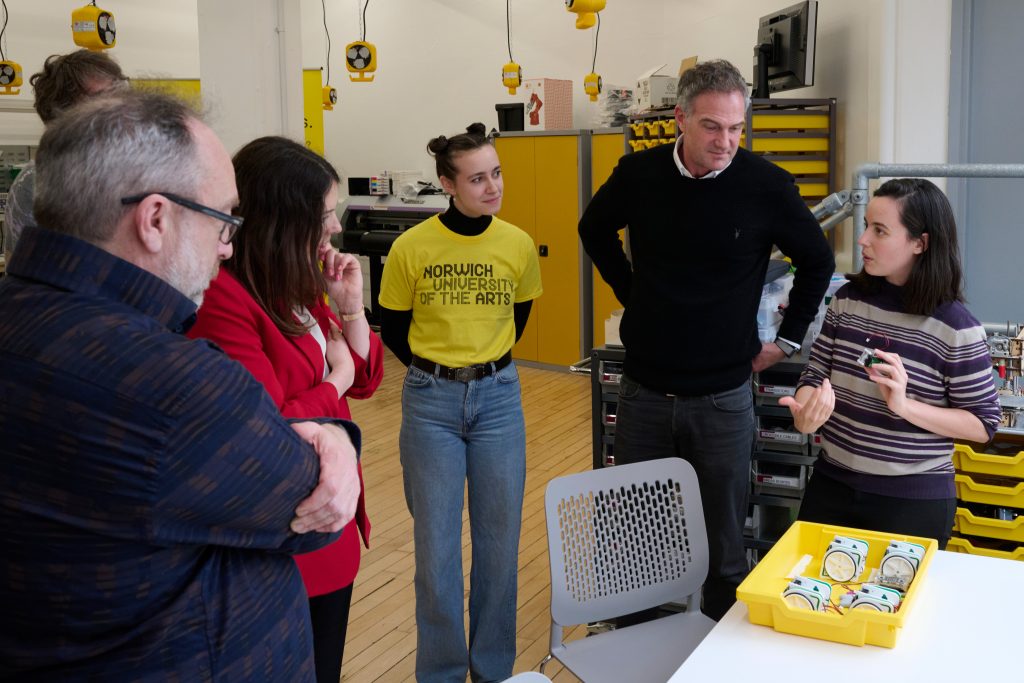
953,474,1024,508
952,506,1024,543
946,536,1024,561
736,521,937,648
952,442,1024,479
948,441,1024,561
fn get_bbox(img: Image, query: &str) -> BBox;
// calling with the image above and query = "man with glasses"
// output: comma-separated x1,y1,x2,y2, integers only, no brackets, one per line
121,192,244,243
0,91,362,681
120,192,244,305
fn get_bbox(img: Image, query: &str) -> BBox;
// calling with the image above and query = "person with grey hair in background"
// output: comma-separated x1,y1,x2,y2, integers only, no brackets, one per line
579,58,834,621
2,48,128,263
0,90,363,681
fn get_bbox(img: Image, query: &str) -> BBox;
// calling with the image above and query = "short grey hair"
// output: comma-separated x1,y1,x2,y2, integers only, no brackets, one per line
33,91,203,244
676,59,751,114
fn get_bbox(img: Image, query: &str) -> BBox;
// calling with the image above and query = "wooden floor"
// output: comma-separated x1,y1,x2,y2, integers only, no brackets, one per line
342,351,593,682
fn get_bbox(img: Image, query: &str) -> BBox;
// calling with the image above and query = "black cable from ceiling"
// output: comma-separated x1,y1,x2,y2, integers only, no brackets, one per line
321,0,331,85
0,0,9,62
506,0,514,63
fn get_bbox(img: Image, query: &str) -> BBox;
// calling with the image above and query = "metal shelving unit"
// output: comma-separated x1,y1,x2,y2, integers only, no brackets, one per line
589,346,625,469
746,356,814,564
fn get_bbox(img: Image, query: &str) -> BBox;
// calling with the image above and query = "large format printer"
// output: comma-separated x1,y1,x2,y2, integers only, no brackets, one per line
338,194,449,324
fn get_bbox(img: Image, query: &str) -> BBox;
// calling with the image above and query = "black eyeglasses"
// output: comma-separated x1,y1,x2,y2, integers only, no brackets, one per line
121,192,244,244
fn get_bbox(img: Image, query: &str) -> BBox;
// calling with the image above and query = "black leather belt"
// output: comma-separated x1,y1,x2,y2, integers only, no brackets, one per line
411,351,512,382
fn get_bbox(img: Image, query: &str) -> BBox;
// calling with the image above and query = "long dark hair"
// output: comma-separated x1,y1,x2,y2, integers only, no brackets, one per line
427,122,493,181
228,136,340,336
849,178,965,316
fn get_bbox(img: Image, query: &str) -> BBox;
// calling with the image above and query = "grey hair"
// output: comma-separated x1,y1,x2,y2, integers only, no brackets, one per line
33,90,203,244
676,59,751,114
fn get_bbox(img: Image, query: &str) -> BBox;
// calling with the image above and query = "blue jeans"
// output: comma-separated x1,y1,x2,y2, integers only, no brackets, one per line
614,375,754,621
400,362,526,683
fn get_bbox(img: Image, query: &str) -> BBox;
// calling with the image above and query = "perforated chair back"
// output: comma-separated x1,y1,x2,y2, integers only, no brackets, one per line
544,457,708,627
503,673,554,682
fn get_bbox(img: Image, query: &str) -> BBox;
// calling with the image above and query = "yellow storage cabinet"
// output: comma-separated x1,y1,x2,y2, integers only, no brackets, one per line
496,132,582,367
590,130,627,348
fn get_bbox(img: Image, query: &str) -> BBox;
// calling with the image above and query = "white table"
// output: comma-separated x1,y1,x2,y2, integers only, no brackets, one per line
669,550,1022,682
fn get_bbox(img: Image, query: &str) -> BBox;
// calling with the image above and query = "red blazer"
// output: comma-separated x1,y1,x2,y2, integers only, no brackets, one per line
188,268,384,596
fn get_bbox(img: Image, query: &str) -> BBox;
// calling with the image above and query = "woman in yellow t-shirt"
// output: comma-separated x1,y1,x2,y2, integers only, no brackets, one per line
378,122,542,683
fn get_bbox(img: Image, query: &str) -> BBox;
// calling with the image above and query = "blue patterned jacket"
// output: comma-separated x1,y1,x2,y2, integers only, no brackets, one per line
0,227,354,681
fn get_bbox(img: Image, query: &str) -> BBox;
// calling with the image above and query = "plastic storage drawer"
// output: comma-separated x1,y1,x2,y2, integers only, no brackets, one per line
952,443,1024,479
946,536,1024,561
756,416,808,452
736,521,937,648
954,473,1024,509
952,507,1024,542
752,460,807,497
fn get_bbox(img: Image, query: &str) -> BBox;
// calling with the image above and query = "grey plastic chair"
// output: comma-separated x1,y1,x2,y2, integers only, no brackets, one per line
541,458,716,682
503,673,553,682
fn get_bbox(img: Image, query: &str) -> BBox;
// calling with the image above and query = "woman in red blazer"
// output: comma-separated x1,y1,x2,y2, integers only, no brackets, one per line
188,136,383,683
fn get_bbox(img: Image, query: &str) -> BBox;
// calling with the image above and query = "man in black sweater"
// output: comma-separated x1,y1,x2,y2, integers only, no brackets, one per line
579,59,834,621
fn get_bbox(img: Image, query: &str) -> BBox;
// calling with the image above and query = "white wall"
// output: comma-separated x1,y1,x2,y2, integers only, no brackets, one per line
0,0,200,143
198,0,305,153
888,0,951,167
814,0,951,268
299,0,671,184
1,0,952,268
294,0,950,269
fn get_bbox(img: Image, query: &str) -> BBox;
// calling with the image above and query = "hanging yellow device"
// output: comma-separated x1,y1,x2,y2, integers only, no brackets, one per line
502,62,522,95
565,0,605,30
345,41,377,82
584,72,602,102
322,86,338,111
0,60,23,95
72,2,117,51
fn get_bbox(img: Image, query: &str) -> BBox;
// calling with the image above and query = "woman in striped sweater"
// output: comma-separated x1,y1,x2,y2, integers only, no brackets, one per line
780,178,1000,547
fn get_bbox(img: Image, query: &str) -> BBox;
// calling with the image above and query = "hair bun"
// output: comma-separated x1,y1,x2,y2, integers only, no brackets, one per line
427,134,450,155
465,122,487,136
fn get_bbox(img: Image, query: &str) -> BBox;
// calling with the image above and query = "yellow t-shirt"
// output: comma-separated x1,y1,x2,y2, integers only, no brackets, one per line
379,214,543,367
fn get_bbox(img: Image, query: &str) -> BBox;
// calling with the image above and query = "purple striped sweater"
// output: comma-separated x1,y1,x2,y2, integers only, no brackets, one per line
798,281,1001,499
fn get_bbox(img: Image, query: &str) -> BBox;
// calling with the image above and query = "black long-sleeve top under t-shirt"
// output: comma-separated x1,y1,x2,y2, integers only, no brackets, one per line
579,145,834,396
379,201,533,366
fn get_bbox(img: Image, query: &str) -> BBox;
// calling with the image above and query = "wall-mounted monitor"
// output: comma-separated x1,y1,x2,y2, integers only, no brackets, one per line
752,1,818,98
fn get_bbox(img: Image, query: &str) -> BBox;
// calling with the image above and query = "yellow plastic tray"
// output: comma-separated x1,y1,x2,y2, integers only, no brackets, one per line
953,507,1024,542
796,182,829,198
736,521,937,648
751,137,829,153
773,160,830,175
953,443,1024,479
751,113,831,130
946,536,1024,561
954,473,1024,508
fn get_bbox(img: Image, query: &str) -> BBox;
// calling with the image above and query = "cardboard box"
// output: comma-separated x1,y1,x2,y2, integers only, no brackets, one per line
677,55,698,77
635,65,678,111
522,78,573,130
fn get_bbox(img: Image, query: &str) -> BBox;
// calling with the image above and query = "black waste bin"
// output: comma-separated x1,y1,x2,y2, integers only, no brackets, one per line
495,103,525,132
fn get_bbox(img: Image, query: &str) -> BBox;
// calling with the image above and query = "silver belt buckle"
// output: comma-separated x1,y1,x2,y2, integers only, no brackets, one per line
454,366,477,382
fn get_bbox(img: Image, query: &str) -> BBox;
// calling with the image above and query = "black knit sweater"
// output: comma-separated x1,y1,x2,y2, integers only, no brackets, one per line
579,144,834,395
